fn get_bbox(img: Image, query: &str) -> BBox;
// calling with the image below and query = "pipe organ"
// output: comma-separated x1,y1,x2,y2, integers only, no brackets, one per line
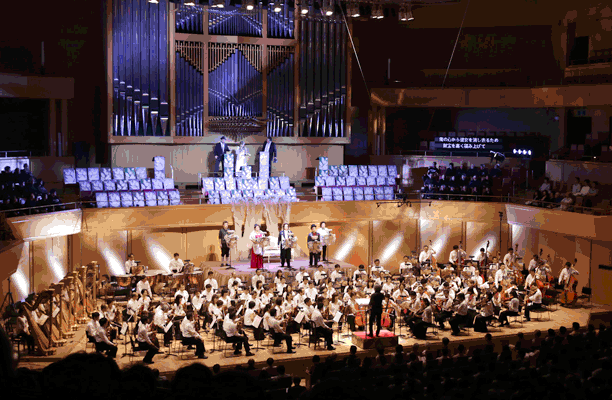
109,0,350,139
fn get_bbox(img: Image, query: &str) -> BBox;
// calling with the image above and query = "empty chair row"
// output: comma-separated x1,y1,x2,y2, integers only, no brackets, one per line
321,186,395,201
202,176,291,193
64,167,152,184
79,178,175,193
318,164,398,178
95,189,181,208
315,176,396,187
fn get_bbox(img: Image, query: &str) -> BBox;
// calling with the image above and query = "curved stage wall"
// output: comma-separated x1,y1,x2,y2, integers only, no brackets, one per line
5,200,612,306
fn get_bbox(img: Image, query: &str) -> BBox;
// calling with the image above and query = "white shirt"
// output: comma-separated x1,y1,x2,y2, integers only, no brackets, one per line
528,289,542,305
399,262,412,273
181,318,202,339
136,280,152,297
223,315,239,337
393,289,409,301
127,299,141,316
494,269,506,287
558,266,579,285
169,258,184,273
252,274,265,289
202,289,215,302
317,227,330,238
250,231,265,255
371,264,385,273
192,295,204,311
503,252,515,268
382,282,395,294
228,276,242,289
571,183,582,195
244,309,256,326
153,308,168,327
508,298,520,313
454,300,468,316
136,321,154,345
525,274,536,288
353,269,367,280
174,289,189,303
528,259,538,271
476,252,489,265
16,315,30,335
268,316,284,333
305,287,318,301
419,249,435,264
330,270,342,282
204,278,219,291
449,249,466,264
94,325,114,345
86,320,100,337
579,185,590,196
311,308,330,329
314,270,327,284
125,260,137,274
421,306,434,324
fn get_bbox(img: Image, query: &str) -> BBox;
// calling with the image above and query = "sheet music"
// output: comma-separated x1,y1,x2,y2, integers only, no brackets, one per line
237,304,243,315
263,318,269,331
253,315,262,328
164,321,173,333
52,307,60,318
121,322,128,335
295,311,305,324
210,316,217,329
333,311,342,323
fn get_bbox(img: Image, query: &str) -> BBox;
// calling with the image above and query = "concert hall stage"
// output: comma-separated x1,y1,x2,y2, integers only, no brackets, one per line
15,303,611,381
198,257,359,287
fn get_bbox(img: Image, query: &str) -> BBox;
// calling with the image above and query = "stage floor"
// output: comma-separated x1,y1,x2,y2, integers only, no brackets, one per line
16,303,611,377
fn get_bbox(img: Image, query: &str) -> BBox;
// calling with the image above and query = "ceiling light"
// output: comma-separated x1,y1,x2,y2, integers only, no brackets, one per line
349,2,360,17
301,7,309,14
149,0,159,3
321,0,333,16
245,0,255,10
406,3,414,20
371,4,383,19
185,0,195,6
213,0,225,8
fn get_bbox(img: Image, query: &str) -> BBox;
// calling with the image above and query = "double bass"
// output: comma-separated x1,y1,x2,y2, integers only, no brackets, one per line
559,259,579,306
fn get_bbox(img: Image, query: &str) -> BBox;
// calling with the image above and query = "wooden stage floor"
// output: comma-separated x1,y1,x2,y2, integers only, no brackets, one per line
16,302,612,377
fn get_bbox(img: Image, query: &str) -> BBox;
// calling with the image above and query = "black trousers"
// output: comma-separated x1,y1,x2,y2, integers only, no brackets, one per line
525,303,542,320
137,340,159,363
498,310,519,324
226,334,251,353
280,248,292,268
322,245,328,261
182,336,205,356
17,332,35,352
315,327,333,348
221,244,230,258
369,309,382,335
273,332,293,350
309,252,320,267
435,311,453,328
474,315,494,333
410,320,434,339
450,314,468,334
95,341,118,358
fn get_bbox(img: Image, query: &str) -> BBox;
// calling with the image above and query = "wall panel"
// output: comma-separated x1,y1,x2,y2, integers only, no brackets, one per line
418,219,462,265
372,219,418,273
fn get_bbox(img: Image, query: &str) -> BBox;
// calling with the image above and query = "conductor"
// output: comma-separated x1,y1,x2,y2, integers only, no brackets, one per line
368,285,385,337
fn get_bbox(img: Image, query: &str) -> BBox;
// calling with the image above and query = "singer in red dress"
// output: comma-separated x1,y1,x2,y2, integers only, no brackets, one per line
250,224,265,269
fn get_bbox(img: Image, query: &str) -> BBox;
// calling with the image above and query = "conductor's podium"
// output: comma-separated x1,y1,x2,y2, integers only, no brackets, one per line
352,330,398,350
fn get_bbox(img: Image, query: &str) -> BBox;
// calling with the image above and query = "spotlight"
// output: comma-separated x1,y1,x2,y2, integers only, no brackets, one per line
273,2,283,13
513,149,517,154
349,2,360,17
371,4,383,19
321,0,333,16
148,0,159,3
213,0,225,8
406,3,414,20
245,0,255,10
528,150,532,156
301,3,309,14
185,0,195,5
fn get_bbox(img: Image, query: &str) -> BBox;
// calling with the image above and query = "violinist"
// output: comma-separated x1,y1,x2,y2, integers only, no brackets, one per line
202,284,215,302
228,272,242,290
473,292,495,333
449,293,469,336
382,276,395,294
140,290,151,312
392,283,409,302
223,307,254,356
409,298,434,340
136,276,151,299
180,312,207,359
172,295,186,318
305,280,318,301
243,301,257,328
94,318,118,358
525,269,537,289
136,314,159,364
399,255,412,275
174,284,189,305
314,265,327,286
127,293,141,318
268,309,295,353
252,269,265,290
435,289,454,329
498,290,520,326
153,303,173,347
524,285,542,322
330,264,342,282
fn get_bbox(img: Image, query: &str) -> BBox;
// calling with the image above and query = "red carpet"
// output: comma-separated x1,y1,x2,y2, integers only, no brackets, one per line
353,330,396,339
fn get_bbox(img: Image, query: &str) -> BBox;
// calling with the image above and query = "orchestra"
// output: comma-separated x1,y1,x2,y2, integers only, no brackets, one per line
57,229,580,366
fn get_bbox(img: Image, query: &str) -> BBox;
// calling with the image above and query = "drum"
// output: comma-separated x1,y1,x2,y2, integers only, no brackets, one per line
322,233,337,247
188,272,204,290
133,265,145,275
115,275,132,287
308,240,322,253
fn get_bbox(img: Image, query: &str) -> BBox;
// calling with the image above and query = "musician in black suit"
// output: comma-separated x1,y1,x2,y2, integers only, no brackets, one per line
259,137,277,175
278,223,294,269
368,285,385,337
307,224,321,268
214,136,231,176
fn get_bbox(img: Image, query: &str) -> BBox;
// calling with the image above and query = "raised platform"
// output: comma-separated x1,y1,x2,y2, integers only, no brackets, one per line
352,330,398,349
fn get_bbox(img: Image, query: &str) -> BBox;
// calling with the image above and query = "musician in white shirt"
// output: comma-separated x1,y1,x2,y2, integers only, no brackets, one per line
125,253,137,274
311,302,335,350
296,268,309,283
94,318,118,358
153,304,172,347
476,248,490,267
503,247,516,269
314,265,327,285
268,309,295,353
399,256,413,274
305,281,318,301
317,222,331,262
174,284,189,305
252,269,265,290
449,293,469,335
136,315,159,364
524,286,542,321
136,276,152,299
409,298,434,339
202,285,215,302
244,301,257,327
498,290,520,326
223,308,253,356
86,312,101,342
419,245,436,265
330,264,342,282
204,271,219,291
169,253,184,273
370,259,385,274
524,269,537,289
228,272,242,290
127,293,141,318
180,312,207,359
558,261,579,285
353,265,367,280
16,308,35,354
528,255,539,271
382,276,395,294
448,245,466,267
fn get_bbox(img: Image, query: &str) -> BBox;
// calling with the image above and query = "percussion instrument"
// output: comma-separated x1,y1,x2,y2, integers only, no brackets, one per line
188,271,203,287
114,275,132,287
322,233,337,247
133,265,145,275
308,240,322,253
